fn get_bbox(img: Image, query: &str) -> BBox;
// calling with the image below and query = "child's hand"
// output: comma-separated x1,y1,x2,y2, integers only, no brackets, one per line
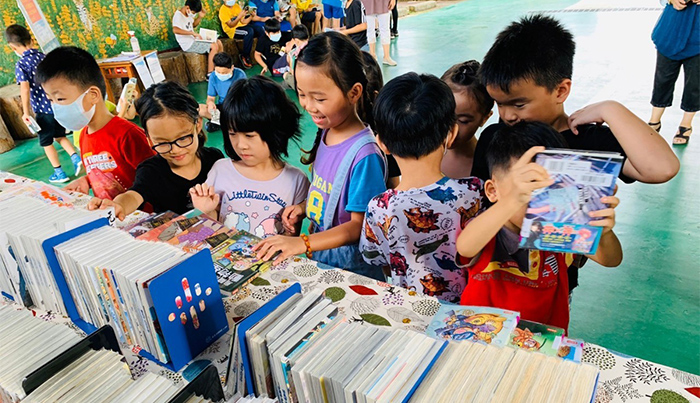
281,203,305,234
189,183,220,215
64,176,90,194
670,0,688,10
88,197,126,221
193,33,203,39
252,235,305,265
260,65,269,75
388,0,396,11
206,100,216,112
501,146,553,207
21,114,32,125
567,101,617,135
588,196,619,235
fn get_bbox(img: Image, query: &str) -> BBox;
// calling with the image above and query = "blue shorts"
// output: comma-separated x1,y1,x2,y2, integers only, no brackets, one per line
323,4,344,19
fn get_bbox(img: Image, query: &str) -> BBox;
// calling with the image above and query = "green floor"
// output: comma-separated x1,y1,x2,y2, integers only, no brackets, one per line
0,0,698,374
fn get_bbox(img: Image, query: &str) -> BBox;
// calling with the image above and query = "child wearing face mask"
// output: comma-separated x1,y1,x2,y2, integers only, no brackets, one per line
173,0,225,75
190,76,309,238
35,46,154,200
255,19,284,76
200,52,247,131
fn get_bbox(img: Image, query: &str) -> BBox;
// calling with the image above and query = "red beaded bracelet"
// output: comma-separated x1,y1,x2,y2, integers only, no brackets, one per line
301,234,313,258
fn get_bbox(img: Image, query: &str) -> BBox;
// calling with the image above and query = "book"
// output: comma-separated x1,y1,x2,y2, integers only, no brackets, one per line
186,28,219,54
425,304,520,347
509,319,565,356
519,149,623,255
211,231,271,294
123,211,179,238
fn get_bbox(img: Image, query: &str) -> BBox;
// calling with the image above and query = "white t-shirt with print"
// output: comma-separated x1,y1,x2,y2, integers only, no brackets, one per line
206,159,310,238
172,10,195,51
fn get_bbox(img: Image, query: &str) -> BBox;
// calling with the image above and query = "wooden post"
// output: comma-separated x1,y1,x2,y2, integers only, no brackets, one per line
158,52,189,87
0,84,37,140
184,52,208,83
0,115,15,154
221,38,241,67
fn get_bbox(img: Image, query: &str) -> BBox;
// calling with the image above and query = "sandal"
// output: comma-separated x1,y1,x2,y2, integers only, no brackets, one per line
673,126,692,145
648,121,661,133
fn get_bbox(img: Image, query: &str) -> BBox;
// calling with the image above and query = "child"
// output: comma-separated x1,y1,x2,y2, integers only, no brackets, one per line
250,0,293,32
172,0,225,75
255,19,284,76
35,46,155,200
457,122,622,331
201,52,247,131
219,0,261,69
321,0,343,30
440,60,493,179
88,81,224,219
293,0,322,35
190,76,309,238
4,25,81,184
472,14,679,185
279,24,310,88
360,73,484,303
339,0,368,50
253,32,387,279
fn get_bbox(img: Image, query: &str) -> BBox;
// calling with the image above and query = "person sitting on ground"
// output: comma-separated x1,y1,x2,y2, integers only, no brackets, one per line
172,0,225,75
255,19,284,76
199,52,246,131
219,0,263,69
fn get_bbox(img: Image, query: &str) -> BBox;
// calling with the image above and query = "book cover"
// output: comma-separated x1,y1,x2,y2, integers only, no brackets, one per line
124,211,177,237
166,217,226,249
509,319,564,356
211,231,271,293
519,149,623,255
137,216,200,243
425,304,520,347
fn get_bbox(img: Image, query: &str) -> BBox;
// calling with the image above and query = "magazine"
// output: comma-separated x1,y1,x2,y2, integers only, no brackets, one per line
519,149,623,255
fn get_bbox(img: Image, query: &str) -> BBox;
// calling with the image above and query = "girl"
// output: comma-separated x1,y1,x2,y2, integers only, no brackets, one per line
440,60,494,179
253,32,387,280
190,76,310,239
88,81,223,220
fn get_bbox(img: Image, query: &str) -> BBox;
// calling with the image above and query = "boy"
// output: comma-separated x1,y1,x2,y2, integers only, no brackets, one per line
201,52,246,131
173,0,225,75
255,19,284,76
250,0,293,32
339,0,368,51
219,0,263,69
360,73,484,303
35,46,155,200
293,0,322,35
457,122,622,331
322,0,343,30
279,25,310,88
472,14,679,186
4,25,81,184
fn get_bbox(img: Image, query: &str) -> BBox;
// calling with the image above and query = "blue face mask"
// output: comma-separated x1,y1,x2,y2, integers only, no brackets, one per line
52,90,96,132
270,33,281,42
215,71,233,81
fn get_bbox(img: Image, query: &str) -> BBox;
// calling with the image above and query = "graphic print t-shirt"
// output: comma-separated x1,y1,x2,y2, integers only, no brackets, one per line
79,116,155,200
172,10,196,51
205,159,310,238
360,176,484,303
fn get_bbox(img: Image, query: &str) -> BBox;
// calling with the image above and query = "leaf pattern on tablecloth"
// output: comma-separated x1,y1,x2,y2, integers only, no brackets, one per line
350,296,380,315
293,263,319,277
360,313,391,326
233,300,260,317
600,376,642,402
318,270,345,284
583,343,617,370
649,389,689,403
385,307,422,324
324,287,346,302
347,273,374,285
672,369,700,387
624,358,670,385
381,288,404,306
594,387,613,403
251,287,277,301
269,271,298,284
158,369,184,386
349,285,378,295
411,299,441,316
128,355,149,378
250,277,271,286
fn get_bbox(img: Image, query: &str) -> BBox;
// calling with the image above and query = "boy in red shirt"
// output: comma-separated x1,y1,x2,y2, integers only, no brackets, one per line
36,46,154,200
456,122,622,331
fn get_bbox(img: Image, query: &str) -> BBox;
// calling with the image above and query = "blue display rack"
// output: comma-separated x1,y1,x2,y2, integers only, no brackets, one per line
41,218,229,371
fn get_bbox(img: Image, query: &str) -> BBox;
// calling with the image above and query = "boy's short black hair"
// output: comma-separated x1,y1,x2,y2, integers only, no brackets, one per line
373,72,456,159
4,24,31,46
35,46,107,98
185,0,202,12
213,52,233,68
264,18,281,33
480,14,575,93
486,121,568,176
292,24,309,40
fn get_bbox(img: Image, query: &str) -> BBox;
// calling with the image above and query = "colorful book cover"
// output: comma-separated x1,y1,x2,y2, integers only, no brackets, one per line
425,303,520,347
167,217,226,249
509,319,564,355
519,149,623,255
124,211,178,237
211,231,271,293
552,336,584,363
137,216,200,243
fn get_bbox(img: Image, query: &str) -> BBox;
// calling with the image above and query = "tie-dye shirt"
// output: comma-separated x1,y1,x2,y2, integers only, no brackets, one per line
360,176,484,303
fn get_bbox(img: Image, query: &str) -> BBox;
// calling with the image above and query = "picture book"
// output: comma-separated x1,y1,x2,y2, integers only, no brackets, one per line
509,319,565,357
166,216,226,250
186,29,219,54
425,304,520,347
519,149,623,255
211,231,271,294
137,216,200,243
552,336,584,363
124,211,178,237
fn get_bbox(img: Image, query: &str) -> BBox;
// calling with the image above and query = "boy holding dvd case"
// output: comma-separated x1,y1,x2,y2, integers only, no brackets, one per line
456,122,622,332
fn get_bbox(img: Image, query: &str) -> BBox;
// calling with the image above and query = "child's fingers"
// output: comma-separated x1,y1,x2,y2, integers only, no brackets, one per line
588,218,614,229
601,196,620,208
88,198,102,210
514,146,545,168
213,193,220,205
273,251,292,265
589,208,615,219
251,238,267,252
262,245,282,262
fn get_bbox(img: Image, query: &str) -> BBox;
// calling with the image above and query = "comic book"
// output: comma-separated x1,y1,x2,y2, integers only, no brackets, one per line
166,216,227,250
425,303,520,347
136,216,200,243
123,211,178,237
519,149,623,255
211,231,272,294
509,319,567,357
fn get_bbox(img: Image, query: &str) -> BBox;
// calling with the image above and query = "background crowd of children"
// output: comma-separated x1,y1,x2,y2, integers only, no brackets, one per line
4,4,690,333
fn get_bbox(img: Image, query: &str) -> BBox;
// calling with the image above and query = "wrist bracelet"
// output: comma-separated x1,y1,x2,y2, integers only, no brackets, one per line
300,234,312,258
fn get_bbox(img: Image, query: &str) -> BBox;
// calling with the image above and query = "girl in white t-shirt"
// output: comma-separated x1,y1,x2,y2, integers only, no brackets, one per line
191,76,309,238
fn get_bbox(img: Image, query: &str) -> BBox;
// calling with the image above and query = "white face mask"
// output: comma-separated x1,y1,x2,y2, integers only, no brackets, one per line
52,90,96,132
215,72,233,81
270,33,282,42
225,0,236,6
188,10,197,17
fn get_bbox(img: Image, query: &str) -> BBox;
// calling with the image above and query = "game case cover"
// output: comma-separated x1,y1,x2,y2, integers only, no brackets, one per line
519,149,623,255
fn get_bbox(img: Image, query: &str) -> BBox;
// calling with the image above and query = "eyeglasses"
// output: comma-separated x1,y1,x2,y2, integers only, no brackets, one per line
151,133,195,154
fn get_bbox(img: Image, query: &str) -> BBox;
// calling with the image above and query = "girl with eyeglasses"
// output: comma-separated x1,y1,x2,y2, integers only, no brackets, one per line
88,81,224,219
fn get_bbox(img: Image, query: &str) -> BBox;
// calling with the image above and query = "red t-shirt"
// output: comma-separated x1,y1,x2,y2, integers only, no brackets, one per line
79,116,154,200
460,230,574,332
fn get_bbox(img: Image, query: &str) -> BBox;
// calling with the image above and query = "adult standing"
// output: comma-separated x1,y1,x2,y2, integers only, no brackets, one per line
647,0,700,145
390,0,398,38
364,0,397,66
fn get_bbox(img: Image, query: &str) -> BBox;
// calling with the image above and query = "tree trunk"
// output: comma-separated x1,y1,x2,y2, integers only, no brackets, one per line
0,84,36,140
158,52,189,87
0,117,15,154
221,38,241,68
184,52,208,83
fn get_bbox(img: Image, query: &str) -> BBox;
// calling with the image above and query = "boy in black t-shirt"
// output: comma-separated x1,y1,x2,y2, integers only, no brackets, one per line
340,0,368,50
255,19,284,75
472,15,679,186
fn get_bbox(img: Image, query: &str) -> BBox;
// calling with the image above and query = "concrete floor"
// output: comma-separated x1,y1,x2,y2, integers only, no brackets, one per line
0,0,697,374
